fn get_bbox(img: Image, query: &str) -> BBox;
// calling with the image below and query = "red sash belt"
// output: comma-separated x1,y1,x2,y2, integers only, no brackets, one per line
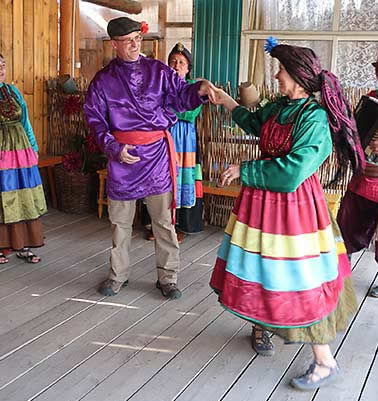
113,130,177,224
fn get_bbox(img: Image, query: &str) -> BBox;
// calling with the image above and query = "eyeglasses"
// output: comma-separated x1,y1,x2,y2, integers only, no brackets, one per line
0,63,6,71
113,34,143,45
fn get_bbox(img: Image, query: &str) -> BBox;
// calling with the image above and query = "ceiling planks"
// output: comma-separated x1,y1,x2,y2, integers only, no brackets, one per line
82,0,142,14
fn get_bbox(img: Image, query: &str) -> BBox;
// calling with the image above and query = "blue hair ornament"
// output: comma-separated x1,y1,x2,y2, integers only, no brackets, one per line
264,36,278,54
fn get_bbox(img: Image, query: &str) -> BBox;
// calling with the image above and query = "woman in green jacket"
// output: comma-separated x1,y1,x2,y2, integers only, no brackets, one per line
210,38,364,391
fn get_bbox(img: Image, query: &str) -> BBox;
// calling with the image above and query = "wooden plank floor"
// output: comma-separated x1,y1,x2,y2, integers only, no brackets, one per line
0,209,377,401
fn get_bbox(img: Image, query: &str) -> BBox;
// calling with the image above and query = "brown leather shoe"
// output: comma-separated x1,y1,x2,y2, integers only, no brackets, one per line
156,281,182,299
251,326,275,356
99,279,128,296
176,230,185,244
145,229,155,241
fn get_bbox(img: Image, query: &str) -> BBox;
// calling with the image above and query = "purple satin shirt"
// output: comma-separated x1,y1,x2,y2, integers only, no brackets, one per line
84,55,205,200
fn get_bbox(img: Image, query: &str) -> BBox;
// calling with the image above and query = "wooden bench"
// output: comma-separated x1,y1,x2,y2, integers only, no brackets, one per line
202,181,241,198
96,175,342,221
202,180,341,219
38,155,62,209
96,174,241,219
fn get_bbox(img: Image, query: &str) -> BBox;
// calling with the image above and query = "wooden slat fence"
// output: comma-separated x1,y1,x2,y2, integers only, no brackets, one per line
0,0,58,154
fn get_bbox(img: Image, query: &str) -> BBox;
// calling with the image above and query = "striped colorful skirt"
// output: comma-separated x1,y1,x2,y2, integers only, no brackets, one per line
171,120,197,208
210,174,357,344
0,121,47,225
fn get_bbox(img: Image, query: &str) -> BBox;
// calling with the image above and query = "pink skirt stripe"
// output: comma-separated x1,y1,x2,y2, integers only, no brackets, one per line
234,174,330,235
0,148,38,170
210,252,351,327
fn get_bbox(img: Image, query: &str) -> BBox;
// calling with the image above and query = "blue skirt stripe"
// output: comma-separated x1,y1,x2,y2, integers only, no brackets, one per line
0,166,43,191
217,233,339,292
177,183,195,207
171,121,196,153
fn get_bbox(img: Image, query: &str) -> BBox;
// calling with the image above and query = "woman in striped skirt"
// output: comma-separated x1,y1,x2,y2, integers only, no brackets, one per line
142,43,204,243
0,54,47,264
168,43,204,238
209,39,365,390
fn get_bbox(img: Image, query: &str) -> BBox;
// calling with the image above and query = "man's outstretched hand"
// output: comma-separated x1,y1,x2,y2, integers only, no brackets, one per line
197,79,219,104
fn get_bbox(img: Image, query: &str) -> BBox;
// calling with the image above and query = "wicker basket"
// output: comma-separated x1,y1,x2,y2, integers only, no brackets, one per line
54,165,98,214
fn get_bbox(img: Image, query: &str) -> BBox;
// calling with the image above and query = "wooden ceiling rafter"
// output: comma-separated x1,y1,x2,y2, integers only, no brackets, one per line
82,0,142,14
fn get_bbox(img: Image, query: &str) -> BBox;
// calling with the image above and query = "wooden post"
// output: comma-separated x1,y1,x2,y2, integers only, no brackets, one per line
23,0,34,94
74,0,80,77
158,1,167,62
12,0,24,90
1,0,13,81
59,0,74,75
49,0,59,78
96,39,104,71
103,40,114,67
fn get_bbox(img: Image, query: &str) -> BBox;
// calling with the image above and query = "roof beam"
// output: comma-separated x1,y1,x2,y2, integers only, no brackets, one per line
82,0,142,14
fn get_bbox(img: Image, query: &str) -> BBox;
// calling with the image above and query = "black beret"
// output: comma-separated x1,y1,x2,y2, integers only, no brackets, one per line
107,17,140,38
168,43,193,72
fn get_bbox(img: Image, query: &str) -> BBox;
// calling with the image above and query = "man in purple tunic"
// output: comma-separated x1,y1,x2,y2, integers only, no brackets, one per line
84,16,214,299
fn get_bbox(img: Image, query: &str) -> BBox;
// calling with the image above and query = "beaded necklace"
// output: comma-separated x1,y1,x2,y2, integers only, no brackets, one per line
0,84,18,120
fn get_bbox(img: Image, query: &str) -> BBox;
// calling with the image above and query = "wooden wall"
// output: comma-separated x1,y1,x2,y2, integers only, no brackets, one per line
0,0,59,154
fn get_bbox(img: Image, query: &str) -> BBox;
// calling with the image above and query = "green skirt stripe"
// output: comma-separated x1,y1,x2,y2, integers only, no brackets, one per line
177,167,195,186
0,185,47,224
195,164,202,181
0,122,32,151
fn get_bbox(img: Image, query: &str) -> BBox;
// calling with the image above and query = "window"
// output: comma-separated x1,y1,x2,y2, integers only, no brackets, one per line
240,0,378,88
165,0,193,61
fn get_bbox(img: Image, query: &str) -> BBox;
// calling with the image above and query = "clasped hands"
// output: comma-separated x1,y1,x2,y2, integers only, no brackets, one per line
198,80,238,111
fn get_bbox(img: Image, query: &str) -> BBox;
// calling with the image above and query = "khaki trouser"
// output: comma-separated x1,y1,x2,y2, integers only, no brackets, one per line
108,192,179,285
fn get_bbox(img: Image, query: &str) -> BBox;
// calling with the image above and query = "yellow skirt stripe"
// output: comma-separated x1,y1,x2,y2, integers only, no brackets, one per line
225,213,336,259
